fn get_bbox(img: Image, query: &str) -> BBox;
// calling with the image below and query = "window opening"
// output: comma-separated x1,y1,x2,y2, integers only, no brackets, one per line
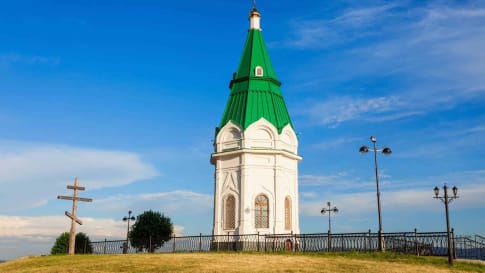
224,195,236,229
255,194,269,228
285,197,291,230
255,66,264,77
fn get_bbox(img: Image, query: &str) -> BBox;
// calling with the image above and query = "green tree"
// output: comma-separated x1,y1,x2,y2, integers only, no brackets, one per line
51,232,93,254
51,232,69,254
75,232,93,254
129,210,173,252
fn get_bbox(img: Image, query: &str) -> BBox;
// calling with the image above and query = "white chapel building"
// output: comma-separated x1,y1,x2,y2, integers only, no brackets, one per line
211,6,302,236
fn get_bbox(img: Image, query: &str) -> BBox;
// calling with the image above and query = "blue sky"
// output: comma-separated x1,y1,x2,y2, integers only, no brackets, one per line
1,0,484,260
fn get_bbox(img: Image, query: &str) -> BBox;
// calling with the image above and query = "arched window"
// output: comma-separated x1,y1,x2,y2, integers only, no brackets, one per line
285,197,291,230
224,194,236,229
255,66,264,77
255,194,269,228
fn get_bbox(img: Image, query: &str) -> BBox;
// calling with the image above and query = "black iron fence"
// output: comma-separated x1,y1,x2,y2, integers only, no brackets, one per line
92,230,485,260
91,230,484,261
455,235,485,260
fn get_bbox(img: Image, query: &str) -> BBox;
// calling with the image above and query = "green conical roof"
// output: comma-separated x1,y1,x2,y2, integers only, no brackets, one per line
217,9,294,134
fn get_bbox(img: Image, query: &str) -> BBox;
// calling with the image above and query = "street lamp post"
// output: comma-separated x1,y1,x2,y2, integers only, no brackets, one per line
359,135,392,252
122,210,136,254
321,201,338,252
433,184,458,266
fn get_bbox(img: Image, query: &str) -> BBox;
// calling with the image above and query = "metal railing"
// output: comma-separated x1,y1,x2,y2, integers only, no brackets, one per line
92,230,480,258
455,234,485,260
90,230,484,261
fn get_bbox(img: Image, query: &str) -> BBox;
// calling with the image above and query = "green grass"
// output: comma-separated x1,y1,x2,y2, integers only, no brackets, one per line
0,252,483,273
291,251,485,272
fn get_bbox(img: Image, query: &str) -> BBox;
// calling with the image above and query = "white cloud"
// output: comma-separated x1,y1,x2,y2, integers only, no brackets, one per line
330,3,398,28
299,168,485,218
300,191,318,198
393,121,485,158
300,174,346,186
299,172,375,190
0,215,123,241
0,214,184,260
285,4,398,49
467,125,485,134
0,215,123,260
0,140,159,213
286,2,485,126
0,53,61,67
312,136,361,151
300,182,485,217
303,96,415,126
92,190,213,215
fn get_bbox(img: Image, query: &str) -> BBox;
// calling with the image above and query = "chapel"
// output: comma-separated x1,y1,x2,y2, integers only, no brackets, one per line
211,4,302,236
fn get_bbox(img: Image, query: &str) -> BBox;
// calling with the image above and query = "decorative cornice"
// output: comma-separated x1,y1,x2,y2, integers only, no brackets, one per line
210,148,302,165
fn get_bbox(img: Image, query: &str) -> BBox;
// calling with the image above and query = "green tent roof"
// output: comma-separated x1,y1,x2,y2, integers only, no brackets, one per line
218,19,294,135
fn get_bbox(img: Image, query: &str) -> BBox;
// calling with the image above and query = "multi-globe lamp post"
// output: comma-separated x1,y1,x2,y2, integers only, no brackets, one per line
359,135,392,252
433,184,458,266
320,201,338,251
122,210,136,254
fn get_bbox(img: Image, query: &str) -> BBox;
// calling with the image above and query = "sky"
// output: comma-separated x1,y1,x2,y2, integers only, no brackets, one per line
0,0,484,260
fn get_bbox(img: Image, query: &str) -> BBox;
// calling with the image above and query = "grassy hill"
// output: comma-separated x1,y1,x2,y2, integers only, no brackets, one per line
0,252,483,273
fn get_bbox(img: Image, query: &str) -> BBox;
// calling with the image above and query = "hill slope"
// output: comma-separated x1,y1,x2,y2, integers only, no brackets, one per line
0,252,483,273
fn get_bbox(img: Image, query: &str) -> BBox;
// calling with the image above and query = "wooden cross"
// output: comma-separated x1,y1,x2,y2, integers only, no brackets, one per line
57,177,93,255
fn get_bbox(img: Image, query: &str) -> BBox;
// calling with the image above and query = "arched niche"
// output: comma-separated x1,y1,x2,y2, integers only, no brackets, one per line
216,122,243,152
245,118,277,149
279,124,298,153
223,128,242,142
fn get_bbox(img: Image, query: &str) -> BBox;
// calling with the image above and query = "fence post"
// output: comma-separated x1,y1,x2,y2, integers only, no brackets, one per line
414,228,419,256
341,234,344,252
452,228,457,259
302,234,306,252
404,232,408,254
257,232,260,252
368,229,371,252
199,233,202,252
172,235,176,253
103,238,107,254
227,232,230,251
272,235,275,252
477,235,482,260
264,235,267,252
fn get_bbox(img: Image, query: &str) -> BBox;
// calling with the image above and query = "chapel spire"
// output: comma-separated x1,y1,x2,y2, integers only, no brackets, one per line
218,4,294,134
249,1,261,30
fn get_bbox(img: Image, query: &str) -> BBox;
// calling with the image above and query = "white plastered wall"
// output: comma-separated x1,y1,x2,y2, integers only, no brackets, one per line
212,119,301,236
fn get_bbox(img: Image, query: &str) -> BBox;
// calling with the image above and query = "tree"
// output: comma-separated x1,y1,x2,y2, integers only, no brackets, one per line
129,210,173,252
75,232,93,254
51,232,69,254
51,232,93,254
